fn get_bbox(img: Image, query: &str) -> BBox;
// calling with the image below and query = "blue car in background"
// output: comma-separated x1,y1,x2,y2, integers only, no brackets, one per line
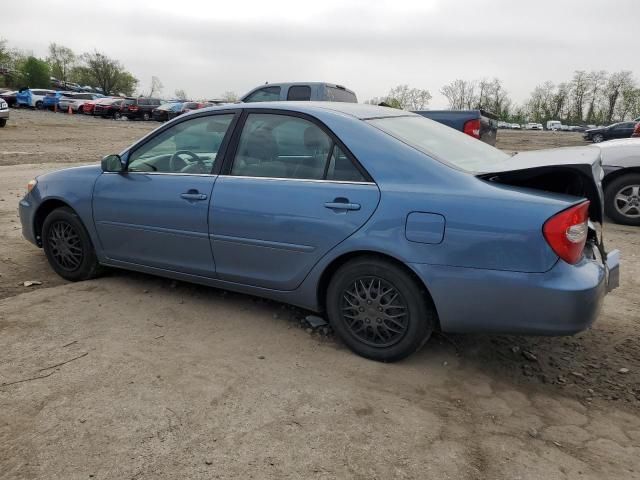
18,102,620,361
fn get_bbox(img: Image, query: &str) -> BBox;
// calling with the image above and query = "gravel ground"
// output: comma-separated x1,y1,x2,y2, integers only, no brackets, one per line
1,109,639,480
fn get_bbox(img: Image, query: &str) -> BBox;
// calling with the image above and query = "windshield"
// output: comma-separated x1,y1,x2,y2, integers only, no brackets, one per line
367,115,510,173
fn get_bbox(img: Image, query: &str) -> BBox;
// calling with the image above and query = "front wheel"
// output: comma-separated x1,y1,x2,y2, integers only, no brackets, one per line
605,173,640,226
592,133,604,143
42,207,102,281
0,118,6,128
35,101,43,110
326,257,435,362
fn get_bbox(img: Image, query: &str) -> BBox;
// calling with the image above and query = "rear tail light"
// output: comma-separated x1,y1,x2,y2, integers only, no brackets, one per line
632,123,640,138
129,105,138,111
543,201,590,264
463,119,481,139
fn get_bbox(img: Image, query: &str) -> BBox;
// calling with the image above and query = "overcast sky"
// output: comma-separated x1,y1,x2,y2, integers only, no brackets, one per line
2,0,638,107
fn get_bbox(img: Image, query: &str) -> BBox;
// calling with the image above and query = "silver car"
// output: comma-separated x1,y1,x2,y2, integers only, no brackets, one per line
0,98,9,127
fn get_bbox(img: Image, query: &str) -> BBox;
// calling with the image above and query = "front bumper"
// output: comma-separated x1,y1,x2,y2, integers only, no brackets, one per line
18,196,39,246
0,108,9,119
411,254,618,335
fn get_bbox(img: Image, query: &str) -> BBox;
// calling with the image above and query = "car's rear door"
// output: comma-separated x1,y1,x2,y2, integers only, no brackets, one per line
209,111,380,290
93,112,238,277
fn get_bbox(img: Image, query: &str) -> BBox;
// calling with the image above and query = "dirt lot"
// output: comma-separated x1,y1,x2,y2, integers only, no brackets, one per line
1,109,639,479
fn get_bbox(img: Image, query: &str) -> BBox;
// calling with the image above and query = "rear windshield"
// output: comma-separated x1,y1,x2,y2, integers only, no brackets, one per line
367,115,509,173
325,86,357,103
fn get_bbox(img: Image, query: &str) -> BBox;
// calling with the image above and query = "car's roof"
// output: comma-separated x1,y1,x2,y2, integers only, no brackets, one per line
198,101,412,120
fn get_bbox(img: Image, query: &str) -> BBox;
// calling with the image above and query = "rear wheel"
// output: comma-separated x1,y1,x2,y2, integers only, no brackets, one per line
42,207,102,281
113,111,122,120
0,119,6,128
142,112,150,121
326,257,435,362
35,100,43,110
605,173,640,226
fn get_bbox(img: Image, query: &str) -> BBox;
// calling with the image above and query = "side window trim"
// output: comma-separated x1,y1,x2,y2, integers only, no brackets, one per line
219,108,374,183
122,110,241,175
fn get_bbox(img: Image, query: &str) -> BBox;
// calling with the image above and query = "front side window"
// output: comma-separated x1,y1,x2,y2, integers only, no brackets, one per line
128,114,234,174
287,85,311,101
243,86,281,103
231,114,332,179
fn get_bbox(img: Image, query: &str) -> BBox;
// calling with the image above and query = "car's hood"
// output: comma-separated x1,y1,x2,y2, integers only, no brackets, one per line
477,146,604,223
585,127,605,133
37,164,102,182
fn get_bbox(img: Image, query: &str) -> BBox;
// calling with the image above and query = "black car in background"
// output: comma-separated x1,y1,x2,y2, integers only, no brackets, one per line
584,122,637,143
0,90,18,107
120,97,162,120
151,102,183,122
93,98,125,118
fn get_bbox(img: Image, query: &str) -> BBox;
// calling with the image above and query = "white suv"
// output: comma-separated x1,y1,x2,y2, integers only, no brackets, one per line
0,98,9,127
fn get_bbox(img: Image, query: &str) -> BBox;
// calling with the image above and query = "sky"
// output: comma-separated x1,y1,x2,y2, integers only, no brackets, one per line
2,0,639,107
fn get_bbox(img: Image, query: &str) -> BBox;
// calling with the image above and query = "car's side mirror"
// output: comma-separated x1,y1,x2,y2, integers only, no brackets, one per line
101,154,126,173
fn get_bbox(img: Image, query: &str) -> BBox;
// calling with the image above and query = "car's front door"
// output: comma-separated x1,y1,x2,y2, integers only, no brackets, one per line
210,112,380,290
93,112,236,277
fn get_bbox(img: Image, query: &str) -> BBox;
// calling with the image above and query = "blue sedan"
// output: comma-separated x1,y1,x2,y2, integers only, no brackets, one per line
18,102,620,361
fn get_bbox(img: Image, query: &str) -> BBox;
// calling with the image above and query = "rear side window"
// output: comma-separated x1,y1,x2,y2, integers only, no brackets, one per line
230,113,368,182
287,85,311,101
231,113,331,179
243,86,281,103
325,87,357,103
326,146,366,182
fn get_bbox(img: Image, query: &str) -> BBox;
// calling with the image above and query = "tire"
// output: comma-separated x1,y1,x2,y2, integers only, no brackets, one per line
0,119,6,128
604,173,640,226
142,112,150,121
42,207,102,281
326,257,435,362
592,133,604,143
113,111,122,120
35,100,43,110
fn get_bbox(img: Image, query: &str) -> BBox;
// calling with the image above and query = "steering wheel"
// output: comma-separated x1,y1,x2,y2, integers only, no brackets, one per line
169,150,203,172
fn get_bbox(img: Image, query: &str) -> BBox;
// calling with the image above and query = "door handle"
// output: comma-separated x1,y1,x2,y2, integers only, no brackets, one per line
324,198,361,211
180,190,208,201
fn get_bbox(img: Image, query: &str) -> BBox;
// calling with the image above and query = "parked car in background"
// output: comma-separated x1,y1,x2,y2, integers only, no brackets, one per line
597,138,640,225
59,93,103,113
413,109,498,145
546,120,562,131
511,123,521,129
0,90,18,107
120,97,163,120
584,122,636,143
42,91,75,111
569,125,587,132
93,98,126,118
0,97,9,127
82,98,103,115
525,122,542,130
18,102,619,361
15,88,56,109
152,102,183,122
241,82,357,103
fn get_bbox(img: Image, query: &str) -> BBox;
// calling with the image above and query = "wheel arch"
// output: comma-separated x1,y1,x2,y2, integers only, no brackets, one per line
33,198,74,246
603,167,640,191
316,250,441,330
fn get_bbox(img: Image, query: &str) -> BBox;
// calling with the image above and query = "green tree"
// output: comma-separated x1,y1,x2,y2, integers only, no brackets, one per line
47,43,76,83
82,51,138,96
19,56,50,88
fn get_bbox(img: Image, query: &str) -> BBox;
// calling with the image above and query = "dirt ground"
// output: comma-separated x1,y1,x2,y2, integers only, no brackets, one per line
1,109,639,479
